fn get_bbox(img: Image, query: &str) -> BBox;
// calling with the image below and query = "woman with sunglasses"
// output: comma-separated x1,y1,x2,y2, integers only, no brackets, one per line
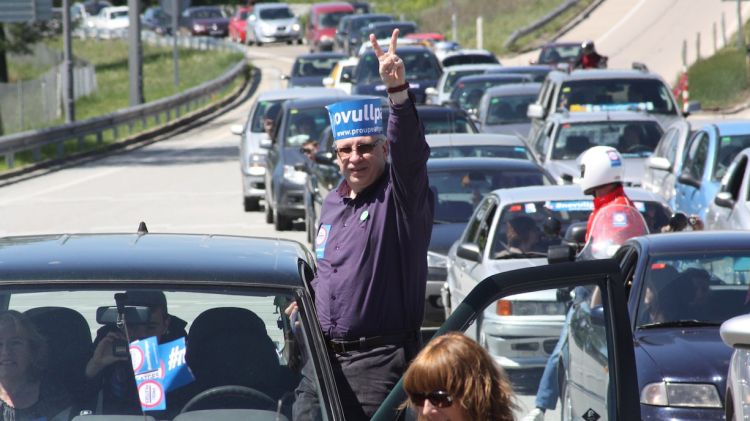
403,333,517,421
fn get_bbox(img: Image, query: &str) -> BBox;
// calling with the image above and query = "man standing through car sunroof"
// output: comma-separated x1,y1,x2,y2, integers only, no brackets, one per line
292,29,434,421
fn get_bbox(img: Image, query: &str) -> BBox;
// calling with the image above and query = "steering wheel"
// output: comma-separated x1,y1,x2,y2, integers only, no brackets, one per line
179,385,277,414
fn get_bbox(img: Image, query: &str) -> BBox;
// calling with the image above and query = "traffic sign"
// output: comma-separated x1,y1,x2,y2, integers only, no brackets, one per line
0,0,53,23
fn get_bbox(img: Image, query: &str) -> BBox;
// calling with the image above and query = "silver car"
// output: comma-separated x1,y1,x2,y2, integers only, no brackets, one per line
230,88,343,212
444,185,670,371
527,110,664,186
476,83,541,137
424,63,502,106
705,147,750,230
245,2,302,46
426,133,534,161
721,311,750,421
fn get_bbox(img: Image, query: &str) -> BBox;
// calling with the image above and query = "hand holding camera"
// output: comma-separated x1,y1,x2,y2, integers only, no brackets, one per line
85,331,130,379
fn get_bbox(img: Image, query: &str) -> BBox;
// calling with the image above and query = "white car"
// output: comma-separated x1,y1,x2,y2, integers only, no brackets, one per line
704,147,750,230
89,6,129,34
323,57,358,94
444,185,671,371
721,312,750,421
424,63,503,106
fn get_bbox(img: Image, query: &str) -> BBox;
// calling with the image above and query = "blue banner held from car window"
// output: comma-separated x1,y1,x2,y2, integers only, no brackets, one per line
132,336,194,412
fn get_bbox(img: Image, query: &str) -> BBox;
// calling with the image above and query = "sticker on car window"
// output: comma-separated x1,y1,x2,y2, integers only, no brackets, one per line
290,109,298,114
545,200,593,211
722,136,732,144
562,86,571,93
525,203,537,213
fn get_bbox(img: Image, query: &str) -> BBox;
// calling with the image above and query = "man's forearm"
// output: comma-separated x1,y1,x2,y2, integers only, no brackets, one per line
388,90,408,105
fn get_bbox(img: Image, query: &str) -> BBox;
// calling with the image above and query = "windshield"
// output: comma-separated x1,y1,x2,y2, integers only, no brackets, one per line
636,253,750,328
538,44,581,64
110,10,128,19
5,286,324,420
713,134,750,180
559,79,677,115
366,24,417,39
489,199,667,258
259,7,293,20
430,145,532,160
442,69,486,94
442,54,498,67
552,121,663,160
429,168,551,223
191,8,225,19
485,94,536,125
292,56,343,77
450,77,528,112
283,108,333,147
357,51,440,84
319,11,350,28
421,113,477,134
351,16,392,32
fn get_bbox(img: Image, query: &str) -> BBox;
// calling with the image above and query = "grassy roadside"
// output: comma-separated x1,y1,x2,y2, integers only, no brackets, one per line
687,49,749,110
1,39,246,172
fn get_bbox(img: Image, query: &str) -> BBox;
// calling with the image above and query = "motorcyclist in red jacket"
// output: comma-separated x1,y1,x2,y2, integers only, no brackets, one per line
576,40,608,69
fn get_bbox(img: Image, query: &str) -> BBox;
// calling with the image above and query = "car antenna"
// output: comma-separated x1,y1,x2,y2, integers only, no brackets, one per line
137,221,148,234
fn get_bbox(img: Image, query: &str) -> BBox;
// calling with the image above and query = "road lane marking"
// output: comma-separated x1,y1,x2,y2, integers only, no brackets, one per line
597,0,648,45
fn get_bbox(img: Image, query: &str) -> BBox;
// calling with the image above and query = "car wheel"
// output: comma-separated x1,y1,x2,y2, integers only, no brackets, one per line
257,40,263,47
244,197,260,212
297,38,303,45
274,209,292,231
286,40,293,45
561,378,573,421
265,201,274,224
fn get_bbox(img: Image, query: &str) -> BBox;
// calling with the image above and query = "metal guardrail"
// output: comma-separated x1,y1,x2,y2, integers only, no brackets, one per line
0,33,248,170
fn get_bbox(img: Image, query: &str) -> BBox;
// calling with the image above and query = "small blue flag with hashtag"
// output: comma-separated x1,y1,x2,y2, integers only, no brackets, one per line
158,337,194,392
132,336,194,412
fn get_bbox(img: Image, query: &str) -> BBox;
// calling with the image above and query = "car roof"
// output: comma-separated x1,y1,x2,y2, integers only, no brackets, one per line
284,94,384,108
456,74,530,83
489,185,667,205
254,3,291,10
549,68,665,81
426,157,542,171
426,133,527,147
548,110,661,124
484,82,542,96
631,231,750,253
707,121,750,136
295,52,348,60
0,234,311,287
256,87,346,101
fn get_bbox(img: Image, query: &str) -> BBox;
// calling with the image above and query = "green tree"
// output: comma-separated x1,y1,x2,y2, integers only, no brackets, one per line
0,23,44,83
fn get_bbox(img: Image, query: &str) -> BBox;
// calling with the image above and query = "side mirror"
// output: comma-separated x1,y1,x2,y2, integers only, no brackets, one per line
456,243,481,262
714,191,735,208
314,151,336,165
547,244,575,264
425,87,438,96
684,100,701,116
323,76,334,87
259,138,272,149
230,124,244,136
527,103,544,119
647,156,671,171
280,74,290,80
677,172,700,189
721,314,750,348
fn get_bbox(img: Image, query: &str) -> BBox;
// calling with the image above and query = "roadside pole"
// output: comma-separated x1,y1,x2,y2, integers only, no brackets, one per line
172,0,179,88
62,0,74,123
128,0,144,105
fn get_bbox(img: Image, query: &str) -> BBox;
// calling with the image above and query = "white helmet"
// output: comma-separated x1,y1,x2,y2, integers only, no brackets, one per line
578,146,625,195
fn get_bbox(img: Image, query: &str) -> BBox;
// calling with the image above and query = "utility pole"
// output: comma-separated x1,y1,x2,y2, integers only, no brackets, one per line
128,0,144,105
738,0,746,53
62,0,74,123
172,0,179,88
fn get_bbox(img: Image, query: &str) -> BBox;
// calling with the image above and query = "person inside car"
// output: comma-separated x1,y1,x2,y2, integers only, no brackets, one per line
82,291,188,416
495,216,543,258
263,102,282,144
301,140,320,162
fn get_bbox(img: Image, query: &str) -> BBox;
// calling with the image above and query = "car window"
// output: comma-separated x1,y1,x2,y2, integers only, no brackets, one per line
712,134,750,180
339,65,356,83
319,11,350,28
191,8,224,19
7,287,325,420
552,121,663,160
653,127,675,159
485,94,536,125
559,78,677,115
681,132,708,181
451,77,529,112
259,7,293,20
538,44,581,64
250,99,282,133
293,56,344,77
350,16,391,32
636,252,750,328
475,202,497,252
462,197,494,243
430,145,531,160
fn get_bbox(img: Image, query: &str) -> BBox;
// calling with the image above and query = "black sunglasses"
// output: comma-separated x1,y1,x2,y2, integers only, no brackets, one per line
408,390,453,408
335,139,383,159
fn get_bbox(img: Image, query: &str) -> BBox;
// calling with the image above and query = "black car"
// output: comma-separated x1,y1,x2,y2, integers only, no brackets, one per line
450,73,533,115
335,13,393,56
484,65,552,83
0,231,642,420
359,21,417,42
179,6,229,37
141,6,172,35
417,105,479,134
352,45,441,104
284,52,348,88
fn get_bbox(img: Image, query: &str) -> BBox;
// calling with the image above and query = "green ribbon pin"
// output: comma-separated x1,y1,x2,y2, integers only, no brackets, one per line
360,210,369,221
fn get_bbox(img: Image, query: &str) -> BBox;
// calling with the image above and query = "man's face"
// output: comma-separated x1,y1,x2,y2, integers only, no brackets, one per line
263,118,274,138
335,136,388,193
127,307,169,341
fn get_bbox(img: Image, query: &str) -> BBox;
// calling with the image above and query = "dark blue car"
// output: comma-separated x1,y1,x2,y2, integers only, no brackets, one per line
561,231,750,420
352,45,441,104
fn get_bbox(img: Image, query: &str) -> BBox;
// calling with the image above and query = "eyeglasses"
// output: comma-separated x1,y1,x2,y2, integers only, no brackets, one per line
335,139,383,160
408,390,453,408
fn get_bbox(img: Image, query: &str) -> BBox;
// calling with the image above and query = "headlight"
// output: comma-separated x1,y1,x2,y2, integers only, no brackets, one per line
640,382,722,408
292,23,300,31
427,251,447,268
193,23,205,31
283,165,307,185
495,300,567,316
247,154,265,175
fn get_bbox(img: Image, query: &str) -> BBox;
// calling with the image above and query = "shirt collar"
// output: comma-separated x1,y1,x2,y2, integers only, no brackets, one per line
593,184,626,210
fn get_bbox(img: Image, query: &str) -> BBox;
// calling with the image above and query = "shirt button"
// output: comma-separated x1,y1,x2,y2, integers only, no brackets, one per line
333,268,338,273
335,246,339,250
331,295,336,300
343,223,347,227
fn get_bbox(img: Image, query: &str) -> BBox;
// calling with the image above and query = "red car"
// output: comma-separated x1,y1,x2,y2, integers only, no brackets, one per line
229,6,250,43
305,2,354,52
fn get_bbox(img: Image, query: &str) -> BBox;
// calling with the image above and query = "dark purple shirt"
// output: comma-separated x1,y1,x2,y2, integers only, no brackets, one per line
313,92,435,339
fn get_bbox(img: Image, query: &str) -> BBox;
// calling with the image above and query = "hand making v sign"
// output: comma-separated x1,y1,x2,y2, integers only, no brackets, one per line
369,29,406,89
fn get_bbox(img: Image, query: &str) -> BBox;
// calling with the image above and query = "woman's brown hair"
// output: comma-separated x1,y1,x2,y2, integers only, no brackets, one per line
0,310,48,381
403,332,517,420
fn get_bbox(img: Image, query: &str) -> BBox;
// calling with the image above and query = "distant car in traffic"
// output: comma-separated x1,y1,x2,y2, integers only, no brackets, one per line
564,232,750,421
352,45,441,103
427,133,534,161
89,6,129,35
531,41,582,66
449,73,533,117
484,65,552,83
476,83,541,136
704,147,750,230
230,87,343,213
305,2,354,52
672,121,750,219
444,185,671,372
439,49,499,68
228,6,250,43
245,2,302,46
179,6,229,37
527,110,663,186
141,6,171,35
425,63,503,106
335,13,393,56
284,52,348,88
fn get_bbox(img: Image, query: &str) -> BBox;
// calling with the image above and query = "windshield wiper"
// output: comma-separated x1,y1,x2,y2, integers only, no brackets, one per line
638,320,721,329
